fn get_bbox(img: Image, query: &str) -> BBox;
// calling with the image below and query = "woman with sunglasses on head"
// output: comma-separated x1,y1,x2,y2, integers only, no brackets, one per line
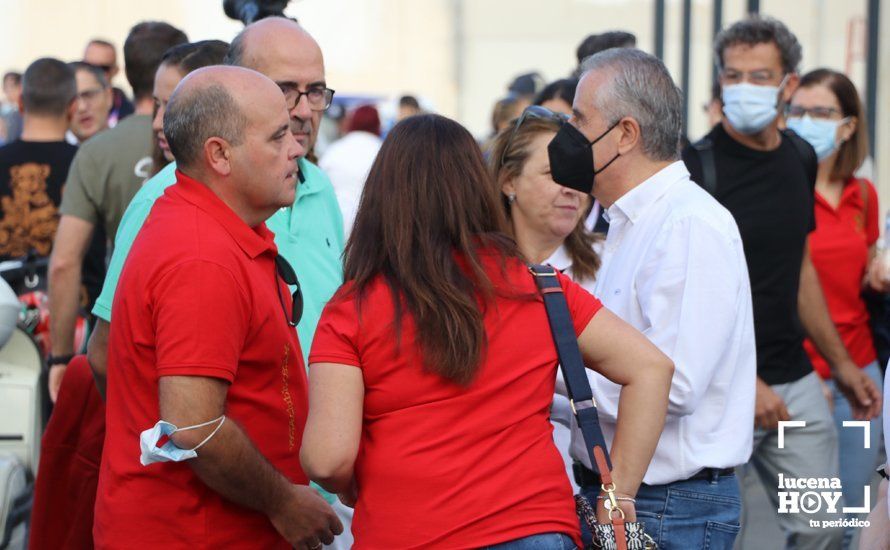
488,106,601,494
301,114,673,550
787,69,887,548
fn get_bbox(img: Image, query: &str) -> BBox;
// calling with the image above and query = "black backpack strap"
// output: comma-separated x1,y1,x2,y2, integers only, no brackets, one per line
781,128,818,186
529,263,612,472
691,137,718,195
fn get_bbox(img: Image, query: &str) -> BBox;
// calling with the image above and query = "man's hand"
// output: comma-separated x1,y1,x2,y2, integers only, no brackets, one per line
832,360,882,420
755,377,790,430
269,484,343,550
818,377,834,414
48,364,66,403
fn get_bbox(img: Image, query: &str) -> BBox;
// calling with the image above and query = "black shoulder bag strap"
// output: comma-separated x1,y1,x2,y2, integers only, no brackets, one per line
691,137,718,196
528,263,612,472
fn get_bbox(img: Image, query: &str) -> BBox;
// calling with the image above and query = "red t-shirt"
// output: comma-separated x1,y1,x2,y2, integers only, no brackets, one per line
310,252,602,549
94,172,307,549
804,178,879,378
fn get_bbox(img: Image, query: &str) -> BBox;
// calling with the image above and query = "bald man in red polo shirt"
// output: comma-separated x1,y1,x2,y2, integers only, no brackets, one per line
93,66,342,550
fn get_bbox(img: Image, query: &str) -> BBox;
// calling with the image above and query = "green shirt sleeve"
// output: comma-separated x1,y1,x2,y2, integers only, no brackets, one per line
91,163,179,321
59,144,101,225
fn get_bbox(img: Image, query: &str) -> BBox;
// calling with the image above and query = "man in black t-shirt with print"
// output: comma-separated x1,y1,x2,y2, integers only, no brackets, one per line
682,17,881,550
0,59,106,354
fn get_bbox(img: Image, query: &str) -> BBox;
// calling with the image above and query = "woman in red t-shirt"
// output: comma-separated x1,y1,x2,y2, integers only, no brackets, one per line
788,69,888,537
301,114,673,550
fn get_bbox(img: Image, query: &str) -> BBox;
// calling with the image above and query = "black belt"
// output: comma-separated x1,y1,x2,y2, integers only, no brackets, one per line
573,462,735,488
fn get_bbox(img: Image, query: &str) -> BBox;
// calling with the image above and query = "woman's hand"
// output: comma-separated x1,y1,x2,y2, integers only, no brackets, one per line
594,490,637,524
338,479,358,508
866,256,890,293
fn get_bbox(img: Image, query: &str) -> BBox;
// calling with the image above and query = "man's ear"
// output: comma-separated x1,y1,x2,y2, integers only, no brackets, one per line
782,73,800,103
616,117,641,155
204,137,232,177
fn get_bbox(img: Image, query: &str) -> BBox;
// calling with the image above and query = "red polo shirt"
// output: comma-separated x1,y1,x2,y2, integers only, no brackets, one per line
94,171,307,549
804,178,879,378
310,252,599,549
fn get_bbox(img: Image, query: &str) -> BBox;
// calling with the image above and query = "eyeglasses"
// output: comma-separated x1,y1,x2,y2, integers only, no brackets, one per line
785,105,844,120
76,87,106,103
274,255,303,327
278,84,336,112
499,105,568,167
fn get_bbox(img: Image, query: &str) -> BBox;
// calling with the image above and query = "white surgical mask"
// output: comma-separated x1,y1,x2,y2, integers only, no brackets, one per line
786,115,849,161
139,415,226,466
722,75,789,135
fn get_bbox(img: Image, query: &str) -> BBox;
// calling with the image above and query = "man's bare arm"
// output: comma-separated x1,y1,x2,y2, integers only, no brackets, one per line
159,376,342,549
47,215,95,401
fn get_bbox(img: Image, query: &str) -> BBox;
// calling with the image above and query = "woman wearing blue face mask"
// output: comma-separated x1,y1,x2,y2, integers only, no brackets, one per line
788,68,888,548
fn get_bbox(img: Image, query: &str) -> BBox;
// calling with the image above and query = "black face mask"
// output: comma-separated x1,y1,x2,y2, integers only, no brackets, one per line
547,120,621,195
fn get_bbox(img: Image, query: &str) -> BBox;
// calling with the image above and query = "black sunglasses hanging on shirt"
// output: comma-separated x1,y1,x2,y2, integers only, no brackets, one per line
274,254,303,327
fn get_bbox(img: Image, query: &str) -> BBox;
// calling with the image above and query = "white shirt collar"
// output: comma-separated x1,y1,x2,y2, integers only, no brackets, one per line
544,244,572,272
606,161,690,225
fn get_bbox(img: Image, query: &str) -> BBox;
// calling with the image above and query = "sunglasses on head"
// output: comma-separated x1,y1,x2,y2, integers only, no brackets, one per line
499,105,569,167
274,255,303,328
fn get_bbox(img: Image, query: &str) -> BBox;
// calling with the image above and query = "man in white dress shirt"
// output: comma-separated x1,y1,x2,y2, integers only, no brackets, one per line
547,47,757,548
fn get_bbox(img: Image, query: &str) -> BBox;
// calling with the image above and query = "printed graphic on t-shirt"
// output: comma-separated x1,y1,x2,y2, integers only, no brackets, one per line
0,162,58,256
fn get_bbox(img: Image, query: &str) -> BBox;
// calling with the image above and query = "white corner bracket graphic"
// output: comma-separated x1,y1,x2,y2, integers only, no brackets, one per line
842,421,871,449
777,420,807,449
844,486,871,514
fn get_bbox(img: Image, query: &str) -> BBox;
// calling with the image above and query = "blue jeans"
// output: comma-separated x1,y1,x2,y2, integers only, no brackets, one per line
580,472,741,550
825,360,883,549
482,532,577,549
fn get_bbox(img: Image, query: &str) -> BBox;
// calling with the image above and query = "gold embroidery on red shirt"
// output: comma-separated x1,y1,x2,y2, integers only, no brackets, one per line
281,342,296,450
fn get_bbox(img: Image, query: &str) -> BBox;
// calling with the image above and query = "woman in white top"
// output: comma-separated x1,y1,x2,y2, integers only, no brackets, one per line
488,105,602,492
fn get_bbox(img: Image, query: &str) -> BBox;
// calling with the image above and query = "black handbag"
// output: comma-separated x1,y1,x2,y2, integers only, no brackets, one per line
530,264,656,550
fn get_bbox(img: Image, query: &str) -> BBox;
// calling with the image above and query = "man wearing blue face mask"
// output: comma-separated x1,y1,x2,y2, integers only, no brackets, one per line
682,16,882,550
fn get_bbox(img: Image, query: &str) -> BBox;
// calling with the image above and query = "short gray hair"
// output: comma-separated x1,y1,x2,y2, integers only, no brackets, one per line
580,48,682,161
163,83,247,169
715,16,802,74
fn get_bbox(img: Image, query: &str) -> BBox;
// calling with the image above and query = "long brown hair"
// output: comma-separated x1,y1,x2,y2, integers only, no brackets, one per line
488,116,602,282
345,114,518,385
797,68,868,181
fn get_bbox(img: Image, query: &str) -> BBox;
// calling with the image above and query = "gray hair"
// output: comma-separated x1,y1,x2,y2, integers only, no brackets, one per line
163,83,247,169
715,16,802,74
580,48,682,161
22,58,76,117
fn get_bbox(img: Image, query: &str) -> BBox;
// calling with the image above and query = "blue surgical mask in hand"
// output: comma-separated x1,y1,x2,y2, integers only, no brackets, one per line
139,415,226,466
722,76,788,135
786,115,848,161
